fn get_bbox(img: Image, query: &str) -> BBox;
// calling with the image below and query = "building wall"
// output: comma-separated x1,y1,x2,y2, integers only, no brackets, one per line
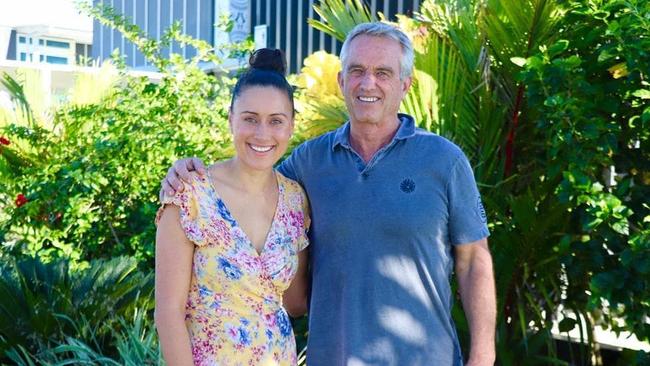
93,0,420,72
7,30,17,60
12,32,91,66
76,43,93,65
93,0,214,68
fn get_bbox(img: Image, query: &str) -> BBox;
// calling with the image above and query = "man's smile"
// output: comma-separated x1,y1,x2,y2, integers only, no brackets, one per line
357,96,380,103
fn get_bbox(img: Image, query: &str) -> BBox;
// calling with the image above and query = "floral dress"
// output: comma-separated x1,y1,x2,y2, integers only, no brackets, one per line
156,171,310,366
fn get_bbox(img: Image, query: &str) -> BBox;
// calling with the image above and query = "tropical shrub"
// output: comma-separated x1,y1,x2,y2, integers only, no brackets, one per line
517,0,650,349
0,5,236,265
0,255,153,362
291,51,347,145
6,306,160,365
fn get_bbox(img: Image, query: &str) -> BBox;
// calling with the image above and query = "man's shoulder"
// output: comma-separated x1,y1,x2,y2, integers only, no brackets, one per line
292,128,340,156
277,128,341,180
410,127,465,159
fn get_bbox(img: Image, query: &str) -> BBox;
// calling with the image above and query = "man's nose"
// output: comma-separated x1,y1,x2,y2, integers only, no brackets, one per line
359,72,376,89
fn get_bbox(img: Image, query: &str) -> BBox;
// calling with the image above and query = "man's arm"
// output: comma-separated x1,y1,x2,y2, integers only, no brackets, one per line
455,238,496,366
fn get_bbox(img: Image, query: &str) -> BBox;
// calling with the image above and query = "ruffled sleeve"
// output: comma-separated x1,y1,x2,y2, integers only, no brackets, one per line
155,175,208,247
275,172,311,252
295,182,311,252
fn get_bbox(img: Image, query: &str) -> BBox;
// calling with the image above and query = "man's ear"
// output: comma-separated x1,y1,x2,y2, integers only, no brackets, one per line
401,75,413,97
337,71,344,92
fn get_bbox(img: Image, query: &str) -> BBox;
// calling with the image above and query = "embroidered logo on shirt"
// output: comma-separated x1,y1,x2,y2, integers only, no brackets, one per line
477,196,487,223
400,178,416,193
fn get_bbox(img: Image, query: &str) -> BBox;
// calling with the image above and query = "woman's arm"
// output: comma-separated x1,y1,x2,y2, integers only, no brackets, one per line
283,249,310,317
155,205,195,366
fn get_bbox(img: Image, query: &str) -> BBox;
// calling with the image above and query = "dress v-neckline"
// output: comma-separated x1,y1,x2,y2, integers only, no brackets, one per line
206,169,282,257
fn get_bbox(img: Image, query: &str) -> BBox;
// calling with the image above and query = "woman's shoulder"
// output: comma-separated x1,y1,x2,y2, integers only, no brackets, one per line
159,172,211,211
276,170,305,195
185,171,213,193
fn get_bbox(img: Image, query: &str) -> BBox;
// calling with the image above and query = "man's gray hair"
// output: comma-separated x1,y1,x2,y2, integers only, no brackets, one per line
339,22,414,80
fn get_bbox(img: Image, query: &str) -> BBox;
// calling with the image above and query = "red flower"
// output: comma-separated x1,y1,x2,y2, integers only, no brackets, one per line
15,194,28,207
0,137,9,146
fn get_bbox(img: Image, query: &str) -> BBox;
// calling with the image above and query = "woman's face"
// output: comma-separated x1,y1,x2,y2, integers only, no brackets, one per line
229,86,294,172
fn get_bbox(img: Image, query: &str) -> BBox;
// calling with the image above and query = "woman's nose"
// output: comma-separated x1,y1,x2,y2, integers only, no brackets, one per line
253,122,270,137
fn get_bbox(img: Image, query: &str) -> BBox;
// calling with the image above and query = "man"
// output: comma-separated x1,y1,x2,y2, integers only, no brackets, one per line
162,22,496,366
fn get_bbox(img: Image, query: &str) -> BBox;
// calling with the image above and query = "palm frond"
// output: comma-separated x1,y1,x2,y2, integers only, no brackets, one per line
483,0,565,72
1,73,35,127
308,0,376,42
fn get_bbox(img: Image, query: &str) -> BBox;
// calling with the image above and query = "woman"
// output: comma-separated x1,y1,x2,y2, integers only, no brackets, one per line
155,48,310,366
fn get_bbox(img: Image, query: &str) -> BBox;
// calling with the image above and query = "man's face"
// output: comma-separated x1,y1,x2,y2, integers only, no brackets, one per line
337,35,412,127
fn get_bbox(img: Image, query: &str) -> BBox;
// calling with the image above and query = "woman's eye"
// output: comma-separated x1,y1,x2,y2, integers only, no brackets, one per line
245,117,257,124
271,119,283,125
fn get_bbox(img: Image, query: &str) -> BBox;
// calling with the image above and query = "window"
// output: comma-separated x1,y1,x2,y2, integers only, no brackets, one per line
45,56,68,64
45,40,70,49
20,52,26,61
39,39,44,46
29,38,33,44
19,36,26,43
40,55,44,62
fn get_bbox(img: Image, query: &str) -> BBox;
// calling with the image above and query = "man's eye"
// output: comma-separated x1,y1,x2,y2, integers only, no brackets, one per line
245,117,257,123
271,119,283,125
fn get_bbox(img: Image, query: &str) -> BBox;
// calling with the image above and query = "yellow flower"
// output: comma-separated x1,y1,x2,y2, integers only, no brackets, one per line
607,62,629,79
296,51,342,98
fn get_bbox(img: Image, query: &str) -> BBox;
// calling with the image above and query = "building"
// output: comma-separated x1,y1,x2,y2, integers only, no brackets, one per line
0,0,94,66
91,0,423,73
2,25,93,66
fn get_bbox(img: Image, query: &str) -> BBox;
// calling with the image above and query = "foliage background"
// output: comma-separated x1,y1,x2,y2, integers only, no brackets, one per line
0,0,648,365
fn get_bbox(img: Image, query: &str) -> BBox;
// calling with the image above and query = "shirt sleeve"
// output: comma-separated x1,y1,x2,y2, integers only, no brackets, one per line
447,153,490,245
277,146,302,183
155,176,208,247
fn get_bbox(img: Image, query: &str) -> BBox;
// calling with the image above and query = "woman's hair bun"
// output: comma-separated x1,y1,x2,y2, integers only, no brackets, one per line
248,48,287,76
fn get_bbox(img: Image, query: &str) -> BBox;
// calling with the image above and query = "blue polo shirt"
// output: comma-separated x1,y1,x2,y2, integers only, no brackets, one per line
278,114,489,366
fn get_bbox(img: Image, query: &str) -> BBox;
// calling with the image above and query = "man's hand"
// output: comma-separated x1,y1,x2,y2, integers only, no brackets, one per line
159,157,207,201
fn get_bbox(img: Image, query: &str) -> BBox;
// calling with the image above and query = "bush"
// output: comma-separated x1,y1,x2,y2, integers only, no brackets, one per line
0,255,153,361
5,307,160,365
518,0,650,344
0,8,236,265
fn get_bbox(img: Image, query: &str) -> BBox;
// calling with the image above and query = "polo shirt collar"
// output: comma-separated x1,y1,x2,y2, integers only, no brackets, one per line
331,113,416,151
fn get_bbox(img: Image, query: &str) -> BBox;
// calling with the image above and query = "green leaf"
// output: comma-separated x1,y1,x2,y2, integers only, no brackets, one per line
632,89,650,99
548,39,569,57
558,317,577,332
510,57,527,67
